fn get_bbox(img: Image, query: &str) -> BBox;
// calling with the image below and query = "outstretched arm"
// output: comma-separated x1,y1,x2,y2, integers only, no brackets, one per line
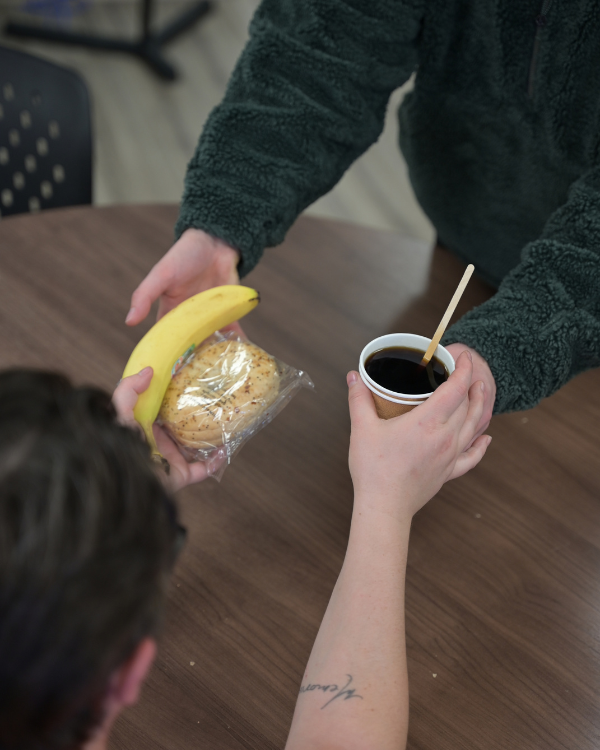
444,166,600,413
127,0,425,325
285,353,491,749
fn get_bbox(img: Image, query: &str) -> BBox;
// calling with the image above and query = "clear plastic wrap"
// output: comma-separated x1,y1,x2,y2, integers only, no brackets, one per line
158,331,314,480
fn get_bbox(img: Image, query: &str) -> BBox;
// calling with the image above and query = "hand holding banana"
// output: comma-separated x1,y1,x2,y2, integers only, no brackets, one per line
122,285,260,455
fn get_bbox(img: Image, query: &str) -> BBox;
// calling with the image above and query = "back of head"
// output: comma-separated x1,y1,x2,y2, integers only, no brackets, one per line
0,370,178,750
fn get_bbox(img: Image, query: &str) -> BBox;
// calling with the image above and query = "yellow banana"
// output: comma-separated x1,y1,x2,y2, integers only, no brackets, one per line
122,285,260,455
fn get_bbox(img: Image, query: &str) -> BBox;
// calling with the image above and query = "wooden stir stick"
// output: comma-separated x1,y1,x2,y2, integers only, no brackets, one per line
420,264,475,366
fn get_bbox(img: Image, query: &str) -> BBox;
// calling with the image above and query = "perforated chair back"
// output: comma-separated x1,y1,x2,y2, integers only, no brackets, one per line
0,46,92,218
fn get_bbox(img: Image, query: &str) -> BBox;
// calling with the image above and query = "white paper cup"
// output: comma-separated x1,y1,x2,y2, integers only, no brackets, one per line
359,334,455,419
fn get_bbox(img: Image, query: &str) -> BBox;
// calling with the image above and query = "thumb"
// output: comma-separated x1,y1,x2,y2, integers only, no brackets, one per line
347,371,378,428
113,366,153,426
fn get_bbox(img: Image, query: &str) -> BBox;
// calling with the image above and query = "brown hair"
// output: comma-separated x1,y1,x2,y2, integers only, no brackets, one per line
0,370,179,749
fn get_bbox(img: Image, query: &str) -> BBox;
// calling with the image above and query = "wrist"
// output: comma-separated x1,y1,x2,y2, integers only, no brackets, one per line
214,236,240,262
350,498,413,542
352,485,425,527
180,227,240,257
181,228,241,285
211,236,241,281
343,504,411,589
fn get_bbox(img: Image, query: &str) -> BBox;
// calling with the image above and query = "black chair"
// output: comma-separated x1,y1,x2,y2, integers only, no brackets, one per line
5,0,212,81
0,46,92,219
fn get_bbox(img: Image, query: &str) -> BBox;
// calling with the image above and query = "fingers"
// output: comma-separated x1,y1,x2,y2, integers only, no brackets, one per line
153,424,214,491
457,380,486,453
126,261,171,326
475,393,494,439
347,372,379,429
113,367,153,428
157,293,182,322
448,434,492,480
424,351,473,423
184,461,212,486
153,424,180,463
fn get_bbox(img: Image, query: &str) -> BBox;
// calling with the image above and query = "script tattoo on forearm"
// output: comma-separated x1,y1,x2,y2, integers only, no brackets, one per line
299,674,363,709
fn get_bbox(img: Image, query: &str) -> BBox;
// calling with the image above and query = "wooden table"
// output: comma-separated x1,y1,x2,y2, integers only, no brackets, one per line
1,205,600,749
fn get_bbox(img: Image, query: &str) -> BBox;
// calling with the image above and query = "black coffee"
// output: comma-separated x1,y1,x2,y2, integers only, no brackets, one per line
365,346,448,395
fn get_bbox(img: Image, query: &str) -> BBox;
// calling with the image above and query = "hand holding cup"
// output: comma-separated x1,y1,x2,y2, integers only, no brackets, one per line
348,351,491,524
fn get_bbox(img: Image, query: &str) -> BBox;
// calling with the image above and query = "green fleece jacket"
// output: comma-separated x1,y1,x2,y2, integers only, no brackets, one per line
176,0,600,414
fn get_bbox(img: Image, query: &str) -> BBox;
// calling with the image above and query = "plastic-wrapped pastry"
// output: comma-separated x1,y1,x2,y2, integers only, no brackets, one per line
158,332,313,478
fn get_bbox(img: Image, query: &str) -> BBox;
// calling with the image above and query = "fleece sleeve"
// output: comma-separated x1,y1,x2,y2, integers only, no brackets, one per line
175,0,424,277
443,167,600,413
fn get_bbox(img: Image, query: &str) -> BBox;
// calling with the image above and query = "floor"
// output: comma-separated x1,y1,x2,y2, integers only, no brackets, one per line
0,0,434,243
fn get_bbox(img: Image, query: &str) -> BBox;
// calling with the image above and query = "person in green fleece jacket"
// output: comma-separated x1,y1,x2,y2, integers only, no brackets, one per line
126,0,600,428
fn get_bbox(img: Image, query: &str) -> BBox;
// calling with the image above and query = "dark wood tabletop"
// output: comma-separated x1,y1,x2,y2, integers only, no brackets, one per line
1,204,599,750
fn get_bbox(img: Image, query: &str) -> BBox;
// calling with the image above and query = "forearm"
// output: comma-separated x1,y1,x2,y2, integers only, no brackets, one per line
444,168,600,413
285,504,411,750
177,0,422,276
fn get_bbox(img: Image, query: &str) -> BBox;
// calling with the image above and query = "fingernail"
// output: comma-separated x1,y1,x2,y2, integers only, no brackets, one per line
347,371,358,386
125,307,136,323
466,351,473,361
480,381,485,392
139,366,153,376
486,436,493,446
